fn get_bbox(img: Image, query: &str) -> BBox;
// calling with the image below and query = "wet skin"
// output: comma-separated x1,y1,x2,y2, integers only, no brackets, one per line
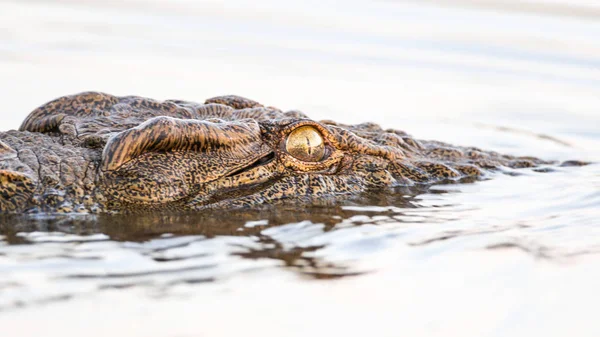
0,92,584,214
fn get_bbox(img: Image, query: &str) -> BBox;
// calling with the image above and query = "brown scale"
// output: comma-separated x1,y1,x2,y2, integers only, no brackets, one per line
424,147,464,161
0,170,36,212
388,162,431,183
0,91,588,214
414,161,461,179
452,164,483,177
205,95,263,109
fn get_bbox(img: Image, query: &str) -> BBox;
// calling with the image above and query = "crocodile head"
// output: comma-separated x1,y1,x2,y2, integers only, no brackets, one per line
0,92,576,214
98,115,411,211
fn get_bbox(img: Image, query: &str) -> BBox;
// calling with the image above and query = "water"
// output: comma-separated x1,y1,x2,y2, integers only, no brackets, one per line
1,0,600,336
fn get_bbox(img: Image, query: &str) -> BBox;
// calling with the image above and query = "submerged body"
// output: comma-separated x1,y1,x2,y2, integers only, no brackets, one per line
0,92,579,214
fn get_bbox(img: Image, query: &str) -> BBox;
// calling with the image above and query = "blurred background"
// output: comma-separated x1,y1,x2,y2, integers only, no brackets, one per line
1,1,600,337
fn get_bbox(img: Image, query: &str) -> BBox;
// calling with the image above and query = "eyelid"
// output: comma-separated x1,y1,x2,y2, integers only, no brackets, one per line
282,120,327,135
280,149,344,173
281,120,336,148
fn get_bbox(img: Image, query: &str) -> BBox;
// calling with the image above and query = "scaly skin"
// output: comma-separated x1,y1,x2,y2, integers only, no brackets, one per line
0,92,582,214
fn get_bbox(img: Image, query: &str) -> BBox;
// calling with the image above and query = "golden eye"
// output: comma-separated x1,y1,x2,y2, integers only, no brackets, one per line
285,126,326,162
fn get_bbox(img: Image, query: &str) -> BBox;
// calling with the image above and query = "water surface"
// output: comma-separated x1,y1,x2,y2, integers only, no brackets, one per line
1,0,600,336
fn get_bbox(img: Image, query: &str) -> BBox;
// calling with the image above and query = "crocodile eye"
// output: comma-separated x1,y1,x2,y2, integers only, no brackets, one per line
285,126,325,162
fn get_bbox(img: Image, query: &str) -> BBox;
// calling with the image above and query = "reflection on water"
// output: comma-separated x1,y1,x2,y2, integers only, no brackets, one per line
0,190,427,306
1,0,600,336
1,164,600,315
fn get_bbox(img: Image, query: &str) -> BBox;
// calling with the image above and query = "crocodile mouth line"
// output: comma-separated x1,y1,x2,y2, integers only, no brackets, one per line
225,151,276,178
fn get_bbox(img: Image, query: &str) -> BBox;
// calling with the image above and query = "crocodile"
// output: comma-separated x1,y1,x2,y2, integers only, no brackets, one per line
0,92,584,214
